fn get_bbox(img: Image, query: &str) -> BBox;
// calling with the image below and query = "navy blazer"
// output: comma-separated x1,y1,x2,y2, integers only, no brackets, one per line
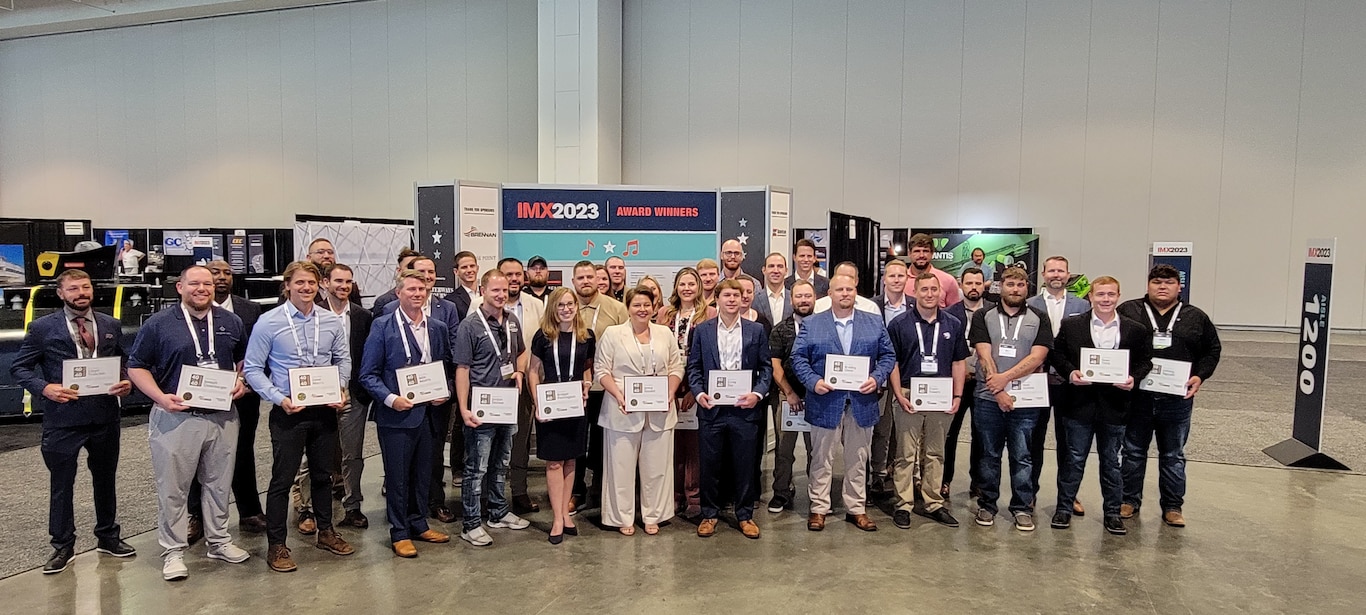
790,310,896,429
342,306,375,405
686,317,773,420
370,289,398,318
445,287,474,320
12,311,126,428
360,311,453,430
785,273,830,298
380,296,462,349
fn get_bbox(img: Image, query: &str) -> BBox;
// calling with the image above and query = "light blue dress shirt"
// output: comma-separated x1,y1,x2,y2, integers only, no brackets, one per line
244,300,351,405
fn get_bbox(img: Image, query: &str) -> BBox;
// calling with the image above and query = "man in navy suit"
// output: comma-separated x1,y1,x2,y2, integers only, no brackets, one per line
361,271,454,557
370,247,422,317
785,238,830,298
790,274,896,532
688,280,773,539
12,269,136,574
445,250,480,317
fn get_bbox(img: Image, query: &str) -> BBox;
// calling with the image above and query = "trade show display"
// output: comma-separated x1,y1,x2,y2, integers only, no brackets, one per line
1150,241,1194,304
293,215,414,304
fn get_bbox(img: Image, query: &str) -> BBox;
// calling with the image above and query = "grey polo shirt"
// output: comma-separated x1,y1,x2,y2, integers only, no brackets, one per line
452,308,526,388
968,303,1053,400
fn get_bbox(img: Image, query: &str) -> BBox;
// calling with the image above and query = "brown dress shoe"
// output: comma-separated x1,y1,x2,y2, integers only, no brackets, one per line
240,514,268,533
1073,499,1086,517
392,540,418,558
339,509,369,529
846,513,878,531
1120,503,1137,519
266,544,296,573
739,520,760,539
315,529,355,556
297,511,317,535
807,513,826,531
430,505,456,524
1163,510,1186,527
187,515,204,546
696,518,718,537
415,529,450,543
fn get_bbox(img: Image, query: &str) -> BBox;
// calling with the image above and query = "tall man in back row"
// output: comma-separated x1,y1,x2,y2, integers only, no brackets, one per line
1026,255,1090,516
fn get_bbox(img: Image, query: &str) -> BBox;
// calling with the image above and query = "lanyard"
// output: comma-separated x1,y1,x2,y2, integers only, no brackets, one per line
552,332,577,382
632,329,657,375
1144,302,1182,334
182,306,214,363
997,311,1024,342
479,309,513,361
915,320,941,359
66,314,97,359
395,310,427,364
285,305,321,365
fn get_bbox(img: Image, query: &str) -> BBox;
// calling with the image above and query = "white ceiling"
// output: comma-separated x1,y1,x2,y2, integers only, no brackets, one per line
0,0,360,40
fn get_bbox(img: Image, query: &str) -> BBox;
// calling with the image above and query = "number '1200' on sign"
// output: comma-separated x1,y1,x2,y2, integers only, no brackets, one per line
516,201,601,220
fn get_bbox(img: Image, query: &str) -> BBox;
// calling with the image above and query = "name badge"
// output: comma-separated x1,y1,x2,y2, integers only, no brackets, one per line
197,358,219,369
500,362,516,378
1153,333,1173,350
998,344,1017,359
920,359,939,374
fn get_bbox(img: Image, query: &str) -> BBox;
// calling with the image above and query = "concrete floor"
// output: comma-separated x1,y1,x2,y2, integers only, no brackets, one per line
3,455,1364,614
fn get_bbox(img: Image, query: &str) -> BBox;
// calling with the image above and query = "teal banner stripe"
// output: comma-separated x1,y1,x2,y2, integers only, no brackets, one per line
502,231,717,264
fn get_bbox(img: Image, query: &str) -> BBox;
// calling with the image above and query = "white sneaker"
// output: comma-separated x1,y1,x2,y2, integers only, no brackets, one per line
162,549,188,581
488,512,531,530
206,542,250,564
460,526,493,546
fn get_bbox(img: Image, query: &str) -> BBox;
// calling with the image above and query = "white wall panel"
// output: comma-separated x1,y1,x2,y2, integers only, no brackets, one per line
899,0,964,230
736,0,792,188
842,1,903,223
789,0,847,219
687,0,740,185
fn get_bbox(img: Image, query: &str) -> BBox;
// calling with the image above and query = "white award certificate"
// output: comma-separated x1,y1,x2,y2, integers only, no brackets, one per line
471,386,519,424
907,377,954,412
708,370,753,405
288,365,343,406
780,401,811,433
624,376,670,412
675,404,699,430
176,365,235,411
62,357,121,396
824,354,870,391
395,362,449,405
1139,358,1192,396
1080,348,1130,384
536,382,585,420
1006,373,1050,408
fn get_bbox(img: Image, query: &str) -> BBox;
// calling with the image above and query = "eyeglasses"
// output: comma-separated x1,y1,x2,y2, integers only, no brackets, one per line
310,249,335,256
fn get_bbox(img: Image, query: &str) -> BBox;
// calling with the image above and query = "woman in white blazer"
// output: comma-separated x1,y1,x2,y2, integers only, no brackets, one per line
596,286,685,535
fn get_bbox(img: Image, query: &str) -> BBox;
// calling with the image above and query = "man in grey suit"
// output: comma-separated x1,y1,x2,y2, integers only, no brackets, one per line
1025,256,1090,515
754,252,793,326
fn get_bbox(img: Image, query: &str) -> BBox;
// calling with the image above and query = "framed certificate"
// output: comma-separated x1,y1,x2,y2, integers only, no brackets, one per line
907,377,953,412
1139,358,1191,396
824,354,870,391
176,365,235,412
471,386,519,424
708,370,752,405
536,382,584,420
675,404,699,430
288,366,343,406
1080,348,1130,384
1006,373,1050,408
624,376,670,412
779,401,811,433
395,362,449,405
62,357,122,396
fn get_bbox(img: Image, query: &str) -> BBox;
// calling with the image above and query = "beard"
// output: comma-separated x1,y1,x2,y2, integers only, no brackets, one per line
1001,294,1025,308
793,305,814,317
964,288,983,301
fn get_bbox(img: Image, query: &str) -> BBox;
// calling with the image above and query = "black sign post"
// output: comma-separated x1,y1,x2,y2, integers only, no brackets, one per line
1264,238,1349,470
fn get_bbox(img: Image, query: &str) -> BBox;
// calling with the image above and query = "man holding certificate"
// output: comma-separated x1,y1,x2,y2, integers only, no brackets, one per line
1117,264,1222,528
967,266,1054,532
687,280,773,539
887,273,970,530
454,269,532,547
243,261,354,572
360,271,453,557
12,269,135,574
1049,277,1152,535
790,275,896,533
127,265,252,581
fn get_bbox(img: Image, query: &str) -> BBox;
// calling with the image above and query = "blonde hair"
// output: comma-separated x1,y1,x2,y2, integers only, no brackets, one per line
540,287,591,343
664,267,709,325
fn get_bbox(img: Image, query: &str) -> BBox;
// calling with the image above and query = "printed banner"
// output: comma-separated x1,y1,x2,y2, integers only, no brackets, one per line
416,184,457,287
719,189,769,277
1150,241,1193,303
503,187,717,232
1293,238,1335,448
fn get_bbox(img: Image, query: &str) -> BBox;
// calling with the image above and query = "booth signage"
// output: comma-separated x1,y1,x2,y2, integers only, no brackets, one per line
1150,241,1193,303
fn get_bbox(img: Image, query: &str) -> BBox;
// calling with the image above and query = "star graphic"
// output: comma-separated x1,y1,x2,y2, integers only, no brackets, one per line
738,218,747,228
432,215,441,225
432,231,442,244
603,241,617,254
433,249,442,260
736,233,749,245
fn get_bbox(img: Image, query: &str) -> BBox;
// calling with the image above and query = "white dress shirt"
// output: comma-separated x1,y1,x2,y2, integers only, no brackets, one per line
717,316,744,371
1090,312,1121,350
765,286,786,323
1044,292,1066,335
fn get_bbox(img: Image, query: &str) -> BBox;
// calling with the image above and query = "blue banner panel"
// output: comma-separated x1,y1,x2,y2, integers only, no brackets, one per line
503,187,718,232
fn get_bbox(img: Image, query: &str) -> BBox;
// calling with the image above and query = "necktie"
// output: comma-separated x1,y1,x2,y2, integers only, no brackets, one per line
74,316,96,358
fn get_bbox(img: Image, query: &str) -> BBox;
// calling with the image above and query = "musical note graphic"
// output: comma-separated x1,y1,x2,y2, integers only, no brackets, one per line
625,240,640,256
581,239,595,256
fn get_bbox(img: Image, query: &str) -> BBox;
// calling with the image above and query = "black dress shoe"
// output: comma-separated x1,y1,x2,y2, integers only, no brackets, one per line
893,510,912,529
187,515,204,546
1051,512,1072,529
240,514,268,533
512,495,540,515
1104,516,1127,535
548,532,564,545
430,505,456,524
564,525,578,536
926,508,960,528
339,509,369,529
96,539,137,557
43,547,74,574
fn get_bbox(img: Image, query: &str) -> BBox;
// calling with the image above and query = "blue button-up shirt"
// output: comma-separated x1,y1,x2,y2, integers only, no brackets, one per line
244,300,350,405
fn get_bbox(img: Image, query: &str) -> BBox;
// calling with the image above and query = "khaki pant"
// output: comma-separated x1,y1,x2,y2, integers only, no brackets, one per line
892,404,953,513
808,408,873,515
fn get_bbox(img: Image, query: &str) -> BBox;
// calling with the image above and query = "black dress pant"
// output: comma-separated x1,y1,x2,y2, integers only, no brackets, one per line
266,406,338,545
42,422,122,550
189,394,263,519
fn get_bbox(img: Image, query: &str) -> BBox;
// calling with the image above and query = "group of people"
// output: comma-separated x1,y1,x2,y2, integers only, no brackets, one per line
17,232,1220,581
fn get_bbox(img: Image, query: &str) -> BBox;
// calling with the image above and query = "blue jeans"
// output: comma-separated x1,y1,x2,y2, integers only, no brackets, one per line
1122,394,1192,511
972,397,1040,515
1056,416,1125,517
462,423,517,531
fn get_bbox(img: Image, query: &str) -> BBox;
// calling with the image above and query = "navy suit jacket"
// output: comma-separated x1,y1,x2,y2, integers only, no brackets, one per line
445,287,474,320
360,312,452,430
369,289,398,318
785,273,830,298
790,309,896,429
12,311,126,428
343,306,375,405
686,317,773,420
380,297,462,349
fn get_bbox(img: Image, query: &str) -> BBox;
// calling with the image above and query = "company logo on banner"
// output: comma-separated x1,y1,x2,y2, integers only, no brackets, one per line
503,188,717,232
163,230,197,256
1307,245,1333,262
1153,242,1193,255
456,185,502,274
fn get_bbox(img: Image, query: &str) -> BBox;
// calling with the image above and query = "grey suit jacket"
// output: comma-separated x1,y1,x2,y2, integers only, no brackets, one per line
753,286,793,325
